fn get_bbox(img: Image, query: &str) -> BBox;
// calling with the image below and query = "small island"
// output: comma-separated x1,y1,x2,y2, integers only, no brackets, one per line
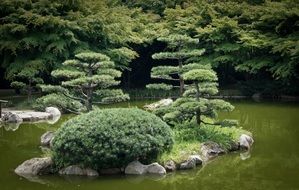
0,0,298,189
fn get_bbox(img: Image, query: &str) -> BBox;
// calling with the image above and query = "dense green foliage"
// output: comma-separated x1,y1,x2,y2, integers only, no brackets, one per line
161,0,299,93
152,66,235,126
40,52,129,111
52,108,174,169
148,34,205,94
33,93,84,113
1,0,298,94
9,62,44,101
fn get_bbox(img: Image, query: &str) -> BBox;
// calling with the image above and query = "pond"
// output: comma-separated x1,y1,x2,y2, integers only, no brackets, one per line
0,100,299,190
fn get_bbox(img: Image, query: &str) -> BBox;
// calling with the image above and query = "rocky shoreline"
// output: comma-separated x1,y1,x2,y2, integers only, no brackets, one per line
14,131,254,179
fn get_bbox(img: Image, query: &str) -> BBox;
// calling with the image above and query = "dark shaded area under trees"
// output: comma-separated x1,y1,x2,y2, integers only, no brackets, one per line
0,0,299,97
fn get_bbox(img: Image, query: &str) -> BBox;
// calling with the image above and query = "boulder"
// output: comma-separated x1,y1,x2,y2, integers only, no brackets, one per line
125,161,147,175
189,155,203,165
15,157,53,175
179,158,196,170
147,163,166,175
2,112,23,123
59,165,98,176
201,141,225,160
85,168,100,177
144,99,173,110
45,107,61,117
164,160,176,172
17,111,51,122
125,161,166,175
40,131,54,147
239,134,254,150
100,168,121,175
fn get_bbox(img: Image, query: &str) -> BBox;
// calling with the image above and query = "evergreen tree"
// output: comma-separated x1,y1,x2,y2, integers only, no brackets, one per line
41,52,129,112
154,65,236,127
9,61,44,101
147,34,205,95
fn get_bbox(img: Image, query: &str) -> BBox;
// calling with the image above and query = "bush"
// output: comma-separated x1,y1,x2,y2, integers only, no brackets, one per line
33,93,84,113
52,108,174,169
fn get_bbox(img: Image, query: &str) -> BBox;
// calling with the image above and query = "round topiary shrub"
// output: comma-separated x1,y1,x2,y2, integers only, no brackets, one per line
52,108,174,170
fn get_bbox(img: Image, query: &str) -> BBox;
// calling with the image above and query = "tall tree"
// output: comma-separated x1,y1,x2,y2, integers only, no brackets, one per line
147,34,205,95
41,52,129,112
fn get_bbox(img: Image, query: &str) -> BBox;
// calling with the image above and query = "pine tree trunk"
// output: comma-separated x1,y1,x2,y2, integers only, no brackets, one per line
86,87,92,112
195,82,201,125
86,68,93,112
178,59,184,95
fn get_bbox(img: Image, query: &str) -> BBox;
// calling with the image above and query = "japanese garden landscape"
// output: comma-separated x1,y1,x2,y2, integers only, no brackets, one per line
0,1,299,190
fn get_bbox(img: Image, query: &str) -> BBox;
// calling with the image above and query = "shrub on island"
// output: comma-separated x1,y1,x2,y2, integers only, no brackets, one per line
33,93,84,113
51,108,174,170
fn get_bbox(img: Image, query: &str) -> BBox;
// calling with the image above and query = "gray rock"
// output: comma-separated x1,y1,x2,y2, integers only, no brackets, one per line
40,131,54,147
59,165,99,176
144,98,173,110
85,168,99,176
2,112,23,123
189,155,203,165
15,157,53,175
239,134,254,150
45,107,61,117
179,158,196,170
125,161,166,175
125,161,147,175
164,160,176,172
201,141,225,160
100,168,121,175
147,163,166,175
17,111,51,122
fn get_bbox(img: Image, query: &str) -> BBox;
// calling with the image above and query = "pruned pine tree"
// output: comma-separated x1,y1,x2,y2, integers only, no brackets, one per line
154,66,237,127
41,52,129,112
9,61,44,101
147,34,205,95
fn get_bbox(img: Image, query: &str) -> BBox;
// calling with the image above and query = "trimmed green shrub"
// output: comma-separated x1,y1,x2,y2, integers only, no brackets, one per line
52,108,174,169
33,93,84,113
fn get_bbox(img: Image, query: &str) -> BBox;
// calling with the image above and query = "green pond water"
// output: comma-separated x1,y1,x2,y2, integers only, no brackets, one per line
1,100,299,190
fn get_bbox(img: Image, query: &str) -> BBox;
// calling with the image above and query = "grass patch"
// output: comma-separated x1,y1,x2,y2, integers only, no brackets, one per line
158,141,200,164
158,121,250,163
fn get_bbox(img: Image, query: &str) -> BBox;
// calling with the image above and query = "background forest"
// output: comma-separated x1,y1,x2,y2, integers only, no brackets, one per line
1,0,299,96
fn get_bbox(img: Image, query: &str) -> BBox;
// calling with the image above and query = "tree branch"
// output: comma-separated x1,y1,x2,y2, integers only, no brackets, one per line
63,92,85,102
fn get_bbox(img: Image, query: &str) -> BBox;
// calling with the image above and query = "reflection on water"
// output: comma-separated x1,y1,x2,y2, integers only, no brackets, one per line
0,100,299,190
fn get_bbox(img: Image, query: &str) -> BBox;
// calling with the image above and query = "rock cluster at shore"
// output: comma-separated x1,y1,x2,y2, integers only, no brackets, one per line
15,133,254,178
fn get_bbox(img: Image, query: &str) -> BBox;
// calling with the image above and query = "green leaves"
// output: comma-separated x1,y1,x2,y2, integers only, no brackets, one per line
183,69,218,82
41,51,128,111
146,83,173,90
75,52,111,63
52,108,174,169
